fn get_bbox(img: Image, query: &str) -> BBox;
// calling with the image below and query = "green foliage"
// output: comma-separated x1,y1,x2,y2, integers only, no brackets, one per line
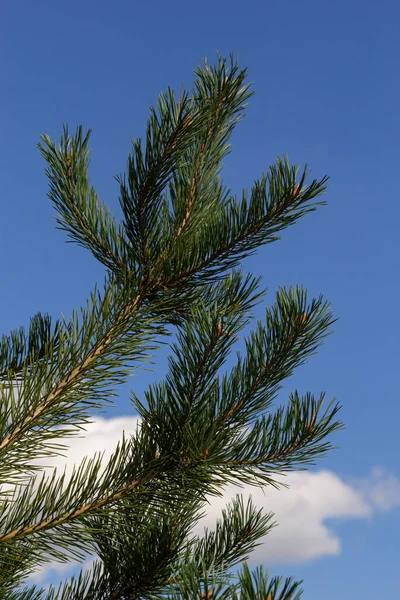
0,55,341,598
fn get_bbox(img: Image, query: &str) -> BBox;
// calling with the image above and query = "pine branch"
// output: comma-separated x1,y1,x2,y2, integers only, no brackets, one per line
189,495,275,573
38,128,130,280
0,287,149,464
128,105,193,278
223,392,342,473
218,286,335,425
157,58,250,254
163,164,327,288
232,563,303,600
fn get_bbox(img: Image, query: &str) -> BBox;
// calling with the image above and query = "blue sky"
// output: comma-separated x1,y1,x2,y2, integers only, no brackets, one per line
1,0,400,597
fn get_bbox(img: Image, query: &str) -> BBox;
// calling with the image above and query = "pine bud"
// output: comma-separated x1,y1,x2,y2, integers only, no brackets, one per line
66,154,72,178
291,183,301,198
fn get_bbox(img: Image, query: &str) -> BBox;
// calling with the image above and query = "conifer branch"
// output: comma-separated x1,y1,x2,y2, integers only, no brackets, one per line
38,128,131,279
136,111,194,280
64,149,126,274
0,478,140,543
164,173,323,288
173,76,228,238
0,296,142,455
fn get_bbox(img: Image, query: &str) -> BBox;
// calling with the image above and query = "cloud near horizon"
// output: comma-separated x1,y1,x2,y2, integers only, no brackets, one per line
24,416,400,583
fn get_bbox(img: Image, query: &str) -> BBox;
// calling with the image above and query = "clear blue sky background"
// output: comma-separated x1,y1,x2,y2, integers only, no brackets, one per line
1,0,399,597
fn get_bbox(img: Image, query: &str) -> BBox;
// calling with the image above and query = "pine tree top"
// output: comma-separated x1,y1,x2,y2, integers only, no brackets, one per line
0,56,341,599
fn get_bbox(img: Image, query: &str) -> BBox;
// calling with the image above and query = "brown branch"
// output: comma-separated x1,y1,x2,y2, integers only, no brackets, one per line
163,181,305,290
0,475,142,543
149,82,229,280
177,81,228,237
221,318,305,422
223,429,317,467
164,201,288,288
0,296,141,454
137,111,193,279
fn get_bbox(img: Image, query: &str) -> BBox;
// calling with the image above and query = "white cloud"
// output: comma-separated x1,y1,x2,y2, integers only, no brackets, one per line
194,471,372,564
29,555,101,585
18,416,400,580
35,416,142,475
353,466,400,512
